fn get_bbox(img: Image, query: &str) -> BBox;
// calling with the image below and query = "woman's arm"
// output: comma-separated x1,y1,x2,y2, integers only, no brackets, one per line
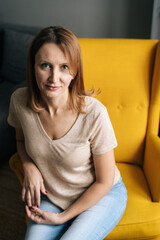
60,150,115,222
27,150,115,224
15,128,47,207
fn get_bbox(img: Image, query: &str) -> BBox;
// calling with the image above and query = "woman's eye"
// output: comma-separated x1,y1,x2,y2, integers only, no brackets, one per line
41,63,50,69
62,65,68,70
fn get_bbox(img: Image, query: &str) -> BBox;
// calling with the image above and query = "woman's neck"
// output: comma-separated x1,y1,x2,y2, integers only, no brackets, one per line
40,92,71,117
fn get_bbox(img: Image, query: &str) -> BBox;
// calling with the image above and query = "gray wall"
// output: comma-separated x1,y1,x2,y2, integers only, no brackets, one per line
0,0,153,38
151,0,160,39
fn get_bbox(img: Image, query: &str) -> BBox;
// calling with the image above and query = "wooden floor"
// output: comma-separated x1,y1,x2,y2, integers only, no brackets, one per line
0,160,26,240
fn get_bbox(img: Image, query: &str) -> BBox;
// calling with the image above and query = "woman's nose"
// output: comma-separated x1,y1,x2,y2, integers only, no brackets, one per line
49,68,59,83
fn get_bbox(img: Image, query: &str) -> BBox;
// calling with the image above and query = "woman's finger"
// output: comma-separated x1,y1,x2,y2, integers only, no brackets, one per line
30,186,36,206
25,205,43,224
21,186,26,203
35,188,41,207
26,190,32,207
40,181,48,196
31,206,43,216
25,205,31,218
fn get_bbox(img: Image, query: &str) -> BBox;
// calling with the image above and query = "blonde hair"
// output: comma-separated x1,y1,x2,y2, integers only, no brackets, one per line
27,26,97,113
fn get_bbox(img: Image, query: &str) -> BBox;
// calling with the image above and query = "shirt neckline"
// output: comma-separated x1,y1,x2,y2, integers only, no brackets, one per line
34,111,82,144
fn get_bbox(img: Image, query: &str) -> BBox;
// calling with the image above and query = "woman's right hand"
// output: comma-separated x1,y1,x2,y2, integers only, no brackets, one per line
15,128,47,207
22,161,47,207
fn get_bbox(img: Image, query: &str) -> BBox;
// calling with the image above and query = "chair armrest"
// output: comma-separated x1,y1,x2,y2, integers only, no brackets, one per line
144,134,160,202
9,152,24,186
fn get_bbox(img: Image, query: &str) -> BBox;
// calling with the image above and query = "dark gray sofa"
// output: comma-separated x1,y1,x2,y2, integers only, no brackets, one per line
0,24,40,162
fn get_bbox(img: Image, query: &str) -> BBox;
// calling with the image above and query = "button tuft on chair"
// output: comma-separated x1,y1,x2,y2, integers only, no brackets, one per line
137,105,142,110
117,105,122,110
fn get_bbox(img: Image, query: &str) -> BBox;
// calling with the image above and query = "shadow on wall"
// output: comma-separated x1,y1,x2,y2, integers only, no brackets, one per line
102,0,153,39
126,0,153,39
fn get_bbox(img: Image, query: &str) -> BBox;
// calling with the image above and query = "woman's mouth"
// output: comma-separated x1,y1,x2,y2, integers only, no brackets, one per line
46,85,61,91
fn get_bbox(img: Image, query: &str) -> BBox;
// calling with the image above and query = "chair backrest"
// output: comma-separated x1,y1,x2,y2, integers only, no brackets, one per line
79,39,159,165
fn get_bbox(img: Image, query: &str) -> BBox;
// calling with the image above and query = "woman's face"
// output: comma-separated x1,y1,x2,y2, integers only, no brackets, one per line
34,42,74,101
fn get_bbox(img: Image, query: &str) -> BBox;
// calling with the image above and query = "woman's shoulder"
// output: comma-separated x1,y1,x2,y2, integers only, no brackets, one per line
11,87,28,104
11,87,27,98
84,96,106,115
10,87,28,111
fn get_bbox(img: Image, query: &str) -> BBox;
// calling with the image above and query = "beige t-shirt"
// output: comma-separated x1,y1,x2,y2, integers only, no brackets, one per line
8,87,121,209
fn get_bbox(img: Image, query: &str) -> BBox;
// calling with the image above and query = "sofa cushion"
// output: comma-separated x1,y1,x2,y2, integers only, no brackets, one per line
0,80,26,161
0,29,35,83
0,29,3,66
0,30,3,82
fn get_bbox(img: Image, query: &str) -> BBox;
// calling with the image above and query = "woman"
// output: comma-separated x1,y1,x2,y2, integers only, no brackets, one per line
8,26,127,240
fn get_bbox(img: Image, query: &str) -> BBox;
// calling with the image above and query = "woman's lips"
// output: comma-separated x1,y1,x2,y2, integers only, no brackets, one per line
46,85,61,90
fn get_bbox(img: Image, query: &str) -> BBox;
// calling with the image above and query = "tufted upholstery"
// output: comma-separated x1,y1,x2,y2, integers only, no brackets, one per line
10,39,160,239
80,39,158,165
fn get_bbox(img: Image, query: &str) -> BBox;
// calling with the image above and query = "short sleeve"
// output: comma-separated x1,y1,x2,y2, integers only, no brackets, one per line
7,92,22,128
90,107,117,155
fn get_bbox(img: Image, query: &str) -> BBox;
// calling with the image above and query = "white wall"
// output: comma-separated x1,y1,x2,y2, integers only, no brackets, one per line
0,0,153,38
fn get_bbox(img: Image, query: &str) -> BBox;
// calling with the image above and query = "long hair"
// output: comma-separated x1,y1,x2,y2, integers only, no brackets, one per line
27,26,96,113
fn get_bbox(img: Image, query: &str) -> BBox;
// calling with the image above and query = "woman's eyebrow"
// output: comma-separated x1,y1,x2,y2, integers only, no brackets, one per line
60,62,69,65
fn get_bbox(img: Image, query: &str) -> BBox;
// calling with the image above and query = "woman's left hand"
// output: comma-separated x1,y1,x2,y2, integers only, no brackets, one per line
25,205,64,225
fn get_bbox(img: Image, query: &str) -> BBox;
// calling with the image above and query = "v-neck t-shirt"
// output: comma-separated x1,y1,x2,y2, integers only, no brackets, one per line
8,87,121,209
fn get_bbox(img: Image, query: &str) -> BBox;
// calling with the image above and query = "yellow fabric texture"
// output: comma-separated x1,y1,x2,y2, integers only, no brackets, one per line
143,42,160,203
9,39,160,239
107,163,160,240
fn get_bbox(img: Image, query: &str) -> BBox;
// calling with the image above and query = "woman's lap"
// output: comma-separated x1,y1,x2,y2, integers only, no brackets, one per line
25,178,127,240
24,196,72,240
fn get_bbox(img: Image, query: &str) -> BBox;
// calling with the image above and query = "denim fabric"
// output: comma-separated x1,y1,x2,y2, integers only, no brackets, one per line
25,178,127,240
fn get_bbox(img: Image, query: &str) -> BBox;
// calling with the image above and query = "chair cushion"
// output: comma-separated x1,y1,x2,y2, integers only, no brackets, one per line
106,163,160,239
0,29,34,83
9,153,24,187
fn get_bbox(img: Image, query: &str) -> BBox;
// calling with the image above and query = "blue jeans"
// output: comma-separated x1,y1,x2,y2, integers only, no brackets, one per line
25,178,127,240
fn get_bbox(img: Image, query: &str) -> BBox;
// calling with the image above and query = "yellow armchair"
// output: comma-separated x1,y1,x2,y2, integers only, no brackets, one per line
9,39,160,239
